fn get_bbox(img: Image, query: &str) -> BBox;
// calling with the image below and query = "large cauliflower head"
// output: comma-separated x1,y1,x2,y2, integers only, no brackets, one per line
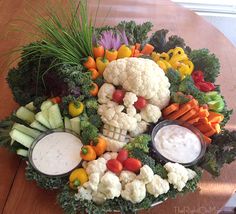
98,58,170,150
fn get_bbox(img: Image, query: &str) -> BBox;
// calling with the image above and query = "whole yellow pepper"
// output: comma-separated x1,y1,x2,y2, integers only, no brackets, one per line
117,45,132,59
96,57,109,74
69,101,84,117
69,168,88,189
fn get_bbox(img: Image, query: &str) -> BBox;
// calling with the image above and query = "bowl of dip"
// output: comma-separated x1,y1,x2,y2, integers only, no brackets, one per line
151,120,206,166
28,129,83,177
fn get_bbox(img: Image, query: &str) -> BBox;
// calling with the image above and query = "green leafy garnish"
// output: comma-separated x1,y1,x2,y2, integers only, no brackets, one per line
200,130,236,177
149,29,191,53
25,165,67,189
189,49,220,83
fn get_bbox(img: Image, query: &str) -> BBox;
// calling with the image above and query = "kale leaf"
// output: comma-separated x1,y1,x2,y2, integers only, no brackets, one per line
189,49,220,83
25,165,67,189
149,29,190,53
200,130,236,177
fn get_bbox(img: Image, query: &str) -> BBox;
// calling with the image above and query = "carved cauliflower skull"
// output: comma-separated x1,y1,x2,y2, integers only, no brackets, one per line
97,58,170,151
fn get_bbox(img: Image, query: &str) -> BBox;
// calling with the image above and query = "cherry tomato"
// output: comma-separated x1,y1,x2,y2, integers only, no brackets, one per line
123,158,142,173
107,159,123,174
50,96,61,104
116,149,129,164
134,96,147,110
112,90,125,104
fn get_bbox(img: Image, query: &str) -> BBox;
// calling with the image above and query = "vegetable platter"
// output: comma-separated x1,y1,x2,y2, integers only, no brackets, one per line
1,0,236,213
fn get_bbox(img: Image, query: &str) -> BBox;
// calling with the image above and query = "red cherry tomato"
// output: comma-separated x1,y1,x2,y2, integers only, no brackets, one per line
116,149,129,164
112,90,125,104
134,96,147,110
123,158,142,173
50,96,61,104
107,159,123,174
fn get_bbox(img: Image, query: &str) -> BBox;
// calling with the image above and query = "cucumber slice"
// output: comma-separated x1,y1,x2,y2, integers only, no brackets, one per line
10,139,15,146
17,149,28,157
10,129,34,148
13,123,41,138
42,109,49,121
25,102,36,112
41,100,53,111
48,104,64,129
70,117,80,135
16,107,35,123
30,121,48,132
64,116,72,130
35,112,51,128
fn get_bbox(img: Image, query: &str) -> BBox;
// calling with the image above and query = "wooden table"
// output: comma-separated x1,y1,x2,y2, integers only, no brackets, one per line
0,0,236,213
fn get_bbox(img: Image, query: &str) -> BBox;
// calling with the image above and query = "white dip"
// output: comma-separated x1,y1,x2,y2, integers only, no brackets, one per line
154,125,201,164
32,132,83,175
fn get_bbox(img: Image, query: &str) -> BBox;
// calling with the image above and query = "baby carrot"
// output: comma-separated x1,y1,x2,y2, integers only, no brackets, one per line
83,56,96,69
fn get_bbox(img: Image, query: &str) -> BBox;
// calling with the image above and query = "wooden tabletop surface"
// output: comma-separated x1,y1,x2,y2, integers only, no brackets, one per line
0,0,236,213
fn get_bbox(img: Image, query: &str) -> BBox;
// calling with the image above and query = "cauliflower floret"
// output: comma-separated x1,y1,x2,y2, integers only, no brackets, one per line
146,175,170,198
102,135,127,152
75,187,92,201
92,191,106,205
103,58,170,101
97,83,116,104
101,152,118,161
127,106,137,117
121,179,146,203
187,168,197,180
98,171,122,199
123,92,138,107
137,165,154,184
140,104,162,123
85,157,107,178
129,121,148,137
83,173,100,192
119,170,137,187
164,162,190,191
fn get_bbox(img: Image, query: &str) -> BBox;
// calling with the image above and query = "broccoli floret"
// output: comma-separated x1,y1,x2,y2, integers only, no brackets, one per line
179,76,207,105
124,134,151,153
80,120,99,144
88,114,102,129
189,49,220,83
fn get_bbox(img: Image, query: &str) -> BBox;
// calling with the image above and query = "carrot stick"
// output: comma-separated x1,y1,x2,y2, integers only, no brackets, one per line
199,107,209,118
141,44,154,55
167,104,192,120
133,49,143,57
208,111,224,123
131,45,135,57
212,123,221,134
202,135,212,144
198,118,209,124
162,103,180,117
135,43,141,50
204,129,216,137
195,123,213,133
179,109,197,121
187,99,198,108
187,116,200,124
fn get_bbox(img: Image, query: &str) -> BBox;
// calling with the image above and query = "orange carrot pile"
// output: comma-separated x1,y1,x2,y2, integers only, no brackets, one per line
162,99,224,144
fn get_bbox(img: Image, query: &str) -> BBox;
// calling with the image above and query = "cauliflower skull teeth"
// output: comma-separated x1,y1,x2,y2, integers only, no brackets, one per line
103,124,127,142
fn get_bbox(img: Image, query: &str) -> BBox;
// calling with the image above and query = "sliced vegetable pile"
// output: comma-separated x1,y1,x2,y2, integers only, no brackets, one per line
0,1,235,214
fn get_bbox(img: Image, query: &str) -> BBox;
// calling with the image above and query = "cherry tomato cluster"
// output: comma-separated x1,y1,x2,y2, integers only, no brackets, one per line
106,149,142,174
112,89,148,110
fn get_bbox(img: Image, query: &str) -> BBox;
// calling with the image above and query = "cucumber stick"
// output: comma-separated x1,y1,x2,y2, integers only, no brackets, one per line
41,100,53,111
17,149,28,157
30,121,48,132
48,104,64,129
25,102,36,112
70,117,80,134
64,116,72,130
16,107,35,123
10,129,34,148
35,112,51,128
13,123,41,138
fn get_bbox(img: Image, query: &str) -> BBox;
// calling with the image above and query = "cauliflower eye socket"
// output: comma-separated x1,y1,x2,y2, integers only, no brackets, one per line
97,58,171,152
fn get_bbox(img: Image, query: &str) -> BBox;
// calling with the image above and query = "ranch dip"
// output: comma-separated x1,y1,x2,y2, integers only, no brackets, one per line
154,125,201,164
31,132,83,175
